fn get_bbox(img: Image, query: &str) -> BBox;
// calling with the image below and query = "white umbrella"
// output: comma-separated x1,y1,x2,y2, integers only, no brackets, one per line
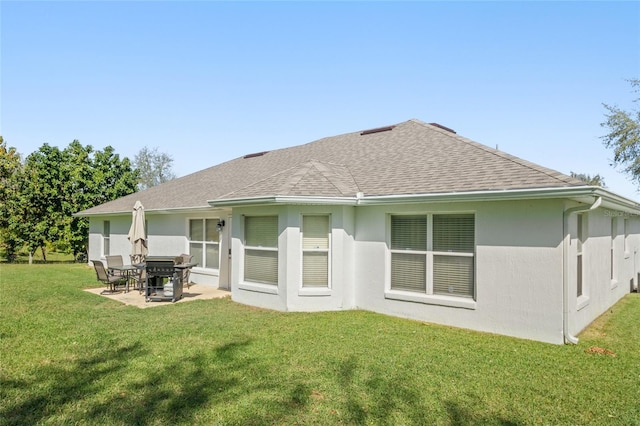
127,200,147,264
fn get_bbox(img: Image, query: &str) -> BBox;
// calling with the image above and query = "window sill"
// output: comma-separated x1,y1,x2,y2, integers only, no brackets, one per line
577,295,590,311
238,281,279,295
299,287,332,297
385,290,476,310
191,267,218,276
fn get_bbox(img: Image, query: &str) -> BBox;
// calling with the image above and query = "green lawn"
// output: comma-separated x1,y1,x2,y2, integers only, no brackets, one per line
1,264,639,425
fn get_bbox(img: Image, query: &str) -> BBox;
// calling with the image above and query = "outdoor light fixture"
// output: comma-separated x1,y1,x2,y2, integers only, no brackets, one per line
216,219,226,232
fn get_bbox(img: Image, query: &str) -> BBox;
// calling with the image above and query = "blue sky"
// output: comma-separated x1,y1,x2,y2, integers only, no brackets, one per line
2,1,639,199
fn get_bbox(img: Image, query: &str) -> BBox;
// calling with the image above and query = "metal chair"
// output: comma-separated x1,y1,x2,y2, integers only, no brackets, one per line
92,260,127,293
105,255,126,278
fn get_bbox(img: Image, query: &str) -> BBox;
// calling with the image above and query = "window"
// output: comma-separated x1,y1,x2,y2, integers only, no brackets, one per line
103,221,110,256
302,215,330,287
244,216,278,285
611,217,617,282
390,214,475,299
577,214,583,297
189,219,220,269
624,218,629,253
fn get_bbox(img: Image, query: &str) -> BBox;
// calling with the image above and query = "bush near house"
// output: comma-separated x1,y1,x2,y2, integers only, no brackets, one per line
1,264,639,425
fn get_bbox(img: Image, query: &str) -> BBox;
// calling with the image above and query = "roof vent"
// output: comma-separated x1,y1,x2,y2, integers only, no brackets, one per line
429,123,456,134
243,151,269,159
360,125,395,136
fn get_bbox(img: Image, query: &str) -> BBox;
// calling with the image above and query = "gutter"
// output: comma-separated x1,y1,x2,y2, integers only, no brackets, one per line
562,196,602,344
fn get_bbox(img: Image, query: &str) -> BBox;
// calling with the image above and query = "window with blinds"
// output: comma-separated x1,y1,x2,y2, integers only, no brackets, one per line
189,219,220,269
390,213,475,299
302,215,330,287
390,216,427,291
244,216,278,285
432,214,475,298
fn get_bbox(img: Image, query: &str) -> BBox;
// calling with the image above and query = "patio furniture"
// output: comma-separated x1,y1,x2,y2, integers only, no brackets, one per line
92,260,128,293
106,255,126,278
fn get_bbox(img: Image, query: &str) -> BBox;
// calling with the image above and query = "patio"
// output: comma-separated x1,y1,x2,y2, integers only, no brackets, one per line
85,284,230,308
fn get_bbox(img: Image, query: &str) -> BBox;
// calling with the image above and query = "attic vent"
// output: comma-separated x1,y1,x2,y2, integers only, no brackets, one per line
243,151,269,159
429,123,456,134
360,125,395,135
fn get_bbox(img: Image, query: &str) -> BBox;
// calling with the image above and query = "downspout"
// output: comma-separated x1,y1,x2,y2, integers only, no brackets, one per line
562,196,602,344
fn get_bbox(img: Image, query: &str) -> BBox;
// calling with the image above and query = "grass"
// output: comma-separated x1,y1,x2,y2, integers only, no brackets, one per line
1,264,639,425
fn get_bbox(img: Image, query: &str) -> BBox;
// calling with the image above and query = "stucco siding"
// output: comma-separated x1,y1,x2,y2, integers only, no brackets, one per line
231,205,356,312
353,199,566,344
571,208,639,336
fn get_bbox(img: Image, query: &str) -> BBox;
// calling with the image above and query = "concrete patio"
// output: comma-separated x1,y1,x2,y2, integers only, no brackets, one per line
85,284,230,308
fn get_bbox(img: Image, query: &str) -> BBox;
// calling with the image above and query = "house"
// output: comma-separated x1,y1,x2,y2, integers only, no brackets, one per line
77,119,640,344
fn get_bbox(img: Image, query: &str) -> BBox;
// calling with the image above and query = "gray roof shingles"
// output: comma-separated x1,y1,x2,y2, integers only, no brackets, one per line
78,119,586,215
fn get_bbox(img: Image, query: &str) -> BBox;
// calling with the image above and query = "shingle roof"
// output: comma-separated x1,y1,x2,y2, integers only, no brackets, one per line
78,119,586,215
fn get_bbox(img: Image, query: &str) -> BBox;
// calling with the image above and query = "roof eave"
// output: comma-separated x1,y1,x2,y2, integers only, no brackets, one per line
359,186,640,212
208,195,359,207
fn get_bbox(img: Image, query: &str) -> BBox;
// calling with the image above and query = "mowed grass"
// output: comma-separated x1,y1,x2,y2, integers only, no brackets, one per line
1,264,639,425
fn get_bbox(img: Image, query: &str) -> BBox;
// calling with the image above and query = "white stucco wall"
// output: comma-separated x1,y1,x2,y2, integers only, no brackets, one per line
569,207,640,337
230,205,356,312
88,210,231,287
353,199,566,344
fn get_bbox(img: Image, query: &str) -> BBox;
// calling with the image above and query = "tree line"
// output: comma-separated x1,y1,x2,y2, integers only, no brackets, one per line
0,139,174,263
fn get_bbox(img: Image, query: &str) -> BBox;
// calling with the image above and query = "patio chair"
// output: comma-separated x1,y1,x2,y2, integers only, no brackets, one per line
105,255,126,278
92,260,127,293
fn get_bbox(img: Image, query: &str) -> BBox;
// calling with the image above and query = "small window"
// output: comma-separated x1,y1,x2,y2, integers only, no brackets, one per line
189,219,220,269
611,217,617,282
103,221,110,256
302,215,330,288
577,214,584,297
244,216,278,285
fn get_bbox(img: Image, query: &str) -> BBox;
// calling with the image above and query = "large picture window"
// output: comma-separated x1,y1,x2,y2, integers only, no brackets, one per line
189,219,220,269
390,213,475,299
302,215,330,287
244,216,278,285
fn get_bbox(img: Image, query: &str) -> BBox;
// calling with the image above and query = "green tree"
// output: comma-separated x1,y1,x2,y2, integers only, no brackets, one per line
134,146,176,190
0,137,23,261
570,172,606,187
14,141,138,262
601,79,640,185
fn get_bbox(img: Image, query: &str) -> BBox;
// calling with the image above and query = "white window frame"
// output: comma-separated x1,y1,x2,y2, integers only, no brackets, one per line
300,215,332,295
103,220,110,256
386,213,476,310
611,217,618,288
243,215,279,287
576,213,590,310
189,218,220,270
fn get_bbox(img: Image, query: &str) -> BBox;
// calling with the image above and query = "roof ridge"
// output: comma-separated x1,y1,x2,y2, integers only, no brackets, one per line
409,120,583,186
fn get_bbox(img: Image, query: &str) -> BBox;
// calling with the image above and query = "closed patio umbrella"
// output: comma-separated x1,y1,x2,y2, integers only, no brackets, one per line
128,200,147,264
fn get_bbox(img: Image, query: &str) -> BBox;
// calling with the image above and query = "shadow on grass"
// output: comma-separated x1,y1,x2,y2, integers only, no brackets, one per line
0,338,317,425
1,343,145,425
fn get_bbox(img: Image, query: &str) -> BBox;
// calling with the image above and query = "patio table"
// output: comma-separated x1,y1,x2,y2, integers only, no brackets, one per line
109,264,143,293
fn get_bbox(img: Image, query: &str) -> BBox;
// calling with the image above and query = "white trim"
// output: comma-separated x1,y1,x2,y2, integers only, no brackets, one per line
238,281,279,294
299,287,332,297
385,290,476,309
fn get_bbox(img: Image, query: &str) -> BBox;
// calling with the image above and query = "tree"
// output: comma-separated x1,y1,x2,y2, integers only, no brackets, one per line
601,79,640,185
134,146,176,190
12,141,138,262
570,172,606,187
0,137,23,261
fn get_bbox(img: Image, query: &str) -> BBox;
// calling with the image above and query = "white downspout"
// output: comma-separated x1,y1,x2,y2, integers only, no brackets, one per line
562,196,602,344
